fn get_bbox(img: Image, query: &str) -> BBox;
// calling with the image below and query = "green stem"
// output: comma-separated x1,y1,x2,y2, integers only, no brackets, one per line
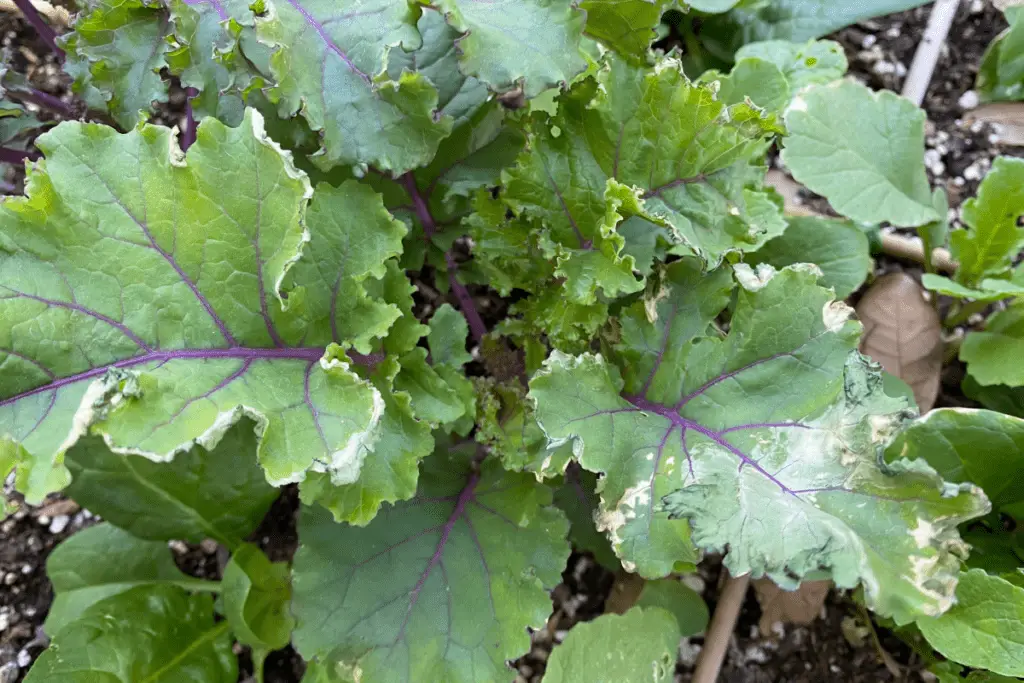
944,299,991,328
176,578,222,593
681,19,705,75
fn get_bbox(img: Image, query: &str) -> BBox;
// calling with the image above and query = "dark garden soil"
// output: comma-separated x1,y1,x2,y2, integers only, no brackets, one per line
0,2,1014,682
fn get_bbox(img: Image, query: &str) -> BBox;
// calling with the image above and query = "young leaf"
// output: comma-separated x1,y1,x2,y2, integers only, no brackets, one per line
747,216,871,299
917,569,1024,677
635,578,709,636
504,53,784,300
25,585,236,682
886,408,1024,520
428,304,473,369
977,6,1024,103
530,260,989,621
781,79,939,227
949,156,1024,287
43,522,216,636
961,302,1024,387
61,0,171,128
0,110,417,507
542,607,680,683
922,273,1024,303
292,443,570,683
433,0,588,98
735,39,848,91
65,424,278,548
856,272,943,412
223,543,294,652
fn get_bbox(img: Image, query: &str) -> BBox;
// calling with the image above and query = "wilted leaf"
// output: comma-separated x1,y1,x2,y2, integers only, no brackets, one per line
753,578,830,636
856,272,943,412
543,607,680,683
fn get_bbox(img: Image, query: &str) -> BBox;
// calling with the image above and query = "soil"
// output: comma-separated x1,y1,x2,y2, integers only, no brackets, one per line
0,2,1014,682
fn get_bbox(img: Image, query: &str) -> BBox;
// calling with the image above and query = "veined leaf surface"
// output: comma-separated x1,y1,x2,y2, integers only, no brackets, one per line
530,259,988,622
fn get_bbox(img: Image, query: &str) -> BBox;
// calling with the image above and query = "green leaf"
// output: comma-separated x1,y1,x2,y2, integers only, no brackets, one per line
552,466,620,570
636,579,709,636
394,347,467,425
530,260,989,621
254,0,451,173
65,423,278,547
977,6,1024,103
433,0,588,98
25,585,236,683
921,273,1024,303
579,0,669,62
702,0,930,54
43,523,217,636
61,0,170,128
543,607,680,683
735,39,848,91
747,216,871,298
781,79,939,228
886,408,1024,520
0,110,420,508
963,375,1024,419
702,58,791,114
961,302,1024,387
918,569,1024,677
428,304,472,368
477,382,573,478
950,157,1024,287
292,443,570,683
504,53,784,300
223,543,294,652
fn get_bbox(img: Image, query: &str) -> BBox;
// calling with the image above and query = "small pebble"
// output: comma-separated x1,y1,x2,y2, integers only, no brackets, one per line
200,539,219,554
958,90,980,110
3,573,16,586
36,515,49,527
884,26,901,39
970,0,984,12
861,34,877,49
0,662,18,683
168,540,188,554
0,612,9,633
49,515,69,534
20,564,32,575
16,650,31,668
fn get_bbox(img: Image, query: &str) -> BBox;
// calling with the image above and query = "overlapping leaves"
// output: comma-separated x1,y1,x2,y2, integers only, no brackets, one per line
530,260,988,621
0,109,458,521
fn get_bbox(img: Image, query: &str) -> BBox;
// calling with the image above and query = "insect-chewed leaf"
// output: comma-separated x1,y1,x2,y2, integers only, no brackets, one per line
917,569,1024,677
65,423,278,547
43,523,217,636
292,442,570,683
529,258,989,622
782,79,939,228
543,607,680,683
887,408,1024,520
735,39,849,91
578,0,668,62
504,54,784,303
25,585,237,682
0,110,433,513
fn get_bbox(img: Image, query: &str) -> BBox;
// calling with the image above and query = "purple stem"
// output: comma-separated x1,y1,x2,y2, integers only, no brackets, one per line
181,88,198,151
5,88,75,118
12,0,63,58
401,172,487,344
0,146,39,164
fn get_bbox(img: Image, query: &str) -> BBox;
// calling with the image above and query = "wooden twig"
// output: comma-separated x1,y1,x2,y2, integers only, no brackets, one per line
879,231,957,273
901,0,959,107
692,572,750,683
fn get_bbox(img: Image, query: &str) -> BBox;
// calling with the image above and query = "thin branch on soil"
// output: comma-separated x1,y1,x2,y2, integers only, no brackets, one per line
5,87,76,118
901,0,959,106
181,87,198,151
692,571,751,683
856,602,902,678
0,146,39,164
11,0,64,57
0,0,68,25
879,232,957,273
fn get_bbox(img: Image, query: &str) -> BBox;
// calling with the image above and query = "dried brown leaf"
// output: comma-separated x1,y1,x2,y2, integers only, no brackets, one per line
966,103,1024,147
603,571,646,615
856,272,943,411
753,578,831,636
